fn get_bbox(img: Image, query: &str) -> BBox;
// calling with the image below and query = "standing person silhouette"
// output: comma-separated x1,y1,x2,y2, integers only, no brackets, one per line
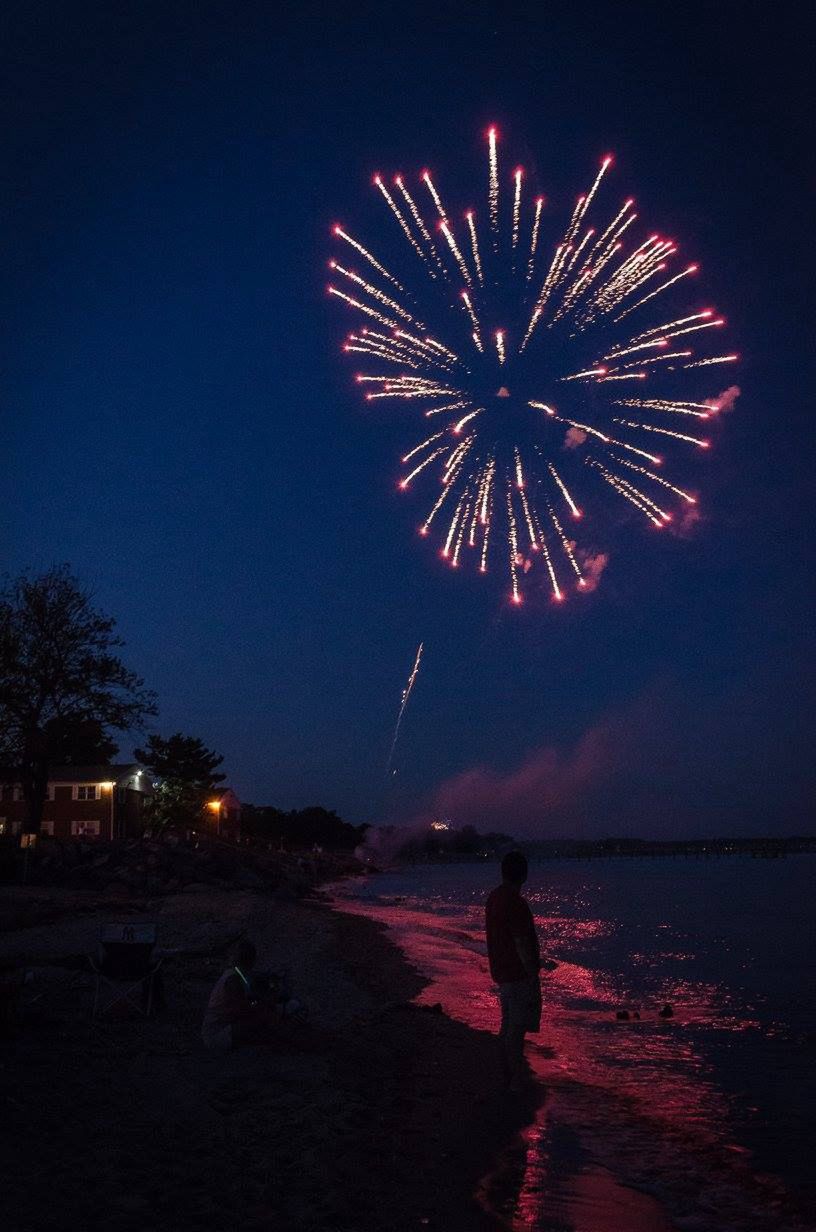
485,851,542,1091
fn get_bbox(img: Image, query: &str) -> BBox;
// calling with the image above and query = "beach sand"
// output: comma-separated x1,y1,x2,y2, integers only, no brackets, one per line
1,885,541,1231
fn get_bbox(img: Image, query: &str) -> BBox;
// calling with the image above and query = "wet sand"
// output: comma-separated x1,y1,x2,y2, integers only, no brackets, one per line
2,886,541,1231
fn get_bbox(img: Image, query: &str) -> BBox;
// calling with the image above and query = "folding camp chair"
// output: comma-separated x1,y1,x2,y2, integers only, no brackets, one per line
89,922,163,1018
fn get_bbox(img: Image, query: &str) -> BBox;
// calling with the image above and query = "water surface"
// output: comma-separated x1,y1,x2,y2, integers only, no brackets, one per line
334,856,815,1231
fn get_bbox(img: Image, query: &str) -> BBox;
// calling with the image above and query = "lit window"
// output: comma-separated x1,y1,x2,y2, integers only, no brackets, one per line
41,820,55,836
71,819,100,837
76,785,97,801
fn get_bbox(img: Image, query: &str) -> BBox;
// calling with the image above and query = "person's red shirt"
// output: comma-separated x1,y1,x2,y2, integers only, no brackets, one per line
485,882,540,984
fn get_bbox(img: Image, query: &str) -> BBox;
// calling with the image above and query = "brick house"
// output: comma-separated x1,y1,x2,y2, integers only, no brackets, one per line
1,769,243,842
0,765,154,841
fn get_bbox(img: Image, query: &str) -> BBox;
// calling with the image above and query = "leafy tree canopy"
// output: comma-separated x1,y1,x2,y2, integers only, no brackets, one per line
0,566,156,831
242,804,368,852
135,733,226,789
134,732,226,832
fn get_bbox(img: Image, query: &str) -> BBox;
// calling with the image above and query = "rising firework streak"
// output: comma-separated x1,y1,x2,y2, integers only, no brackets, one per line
386,642,424,774
329,127,736,605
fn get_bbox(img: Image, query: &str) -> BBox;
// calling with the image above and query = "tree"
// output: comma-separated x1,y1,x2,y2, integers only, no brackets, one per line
0,566,156,834
134,732,225,832
240,803,369,851
42,716,120,766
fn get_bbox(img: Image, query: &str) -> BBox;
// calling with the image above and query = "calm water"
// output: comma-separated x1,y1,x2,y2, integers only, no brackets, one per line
333,856,816,1231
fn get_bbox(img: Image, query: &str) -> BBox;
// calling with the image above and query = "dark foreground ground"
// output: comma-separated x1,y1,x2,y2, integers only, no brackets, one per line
1,885,538,1231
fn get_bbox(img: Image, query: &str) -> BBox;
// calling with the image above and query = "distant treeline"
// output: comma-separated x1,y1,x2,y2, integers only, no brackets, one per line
241,804,369,852
522,836,816,860
394,824,515,859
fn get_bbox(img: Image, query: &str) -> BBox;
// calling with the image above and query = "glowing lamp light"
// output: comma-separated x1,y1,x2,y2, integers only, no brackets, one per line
101,781,115,791
208,800,221,813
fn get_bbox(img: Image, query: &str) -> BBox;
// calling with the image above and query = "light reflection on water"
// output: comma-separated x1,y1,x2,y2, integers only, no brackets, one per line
333,857,815,1231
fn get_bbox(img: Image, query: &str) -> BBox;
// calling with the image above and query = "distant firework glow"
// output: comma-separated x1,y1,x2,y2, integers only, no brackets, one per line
329,127,736,605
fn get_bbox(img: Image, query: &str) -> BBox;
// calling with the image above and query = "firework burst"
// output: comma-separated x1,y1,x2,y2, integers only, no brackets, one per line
330,128,736,604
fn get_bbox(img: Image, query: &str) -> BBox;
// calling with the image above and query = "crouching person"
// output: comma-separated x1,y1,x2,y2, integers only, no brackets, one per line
202,939,308,1051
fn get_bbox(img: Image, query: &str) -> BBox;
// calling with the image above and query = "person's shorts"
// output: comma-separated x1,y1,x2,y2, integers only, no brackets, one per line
201,1023,233,1051
498,977,541,1034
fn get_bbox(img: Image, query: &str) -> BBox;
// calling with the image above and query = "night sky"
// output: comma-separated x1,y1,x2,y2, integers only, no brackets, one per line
3,2,813,836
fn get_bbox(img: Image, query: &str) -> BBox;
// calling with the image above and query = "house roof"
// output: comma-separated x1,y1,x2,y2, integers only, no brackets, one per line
47,764,145,783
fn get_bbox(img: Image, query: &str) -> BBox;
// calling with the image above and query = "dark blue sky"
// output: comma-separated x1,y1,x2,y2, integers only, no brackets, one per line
3,2,813,835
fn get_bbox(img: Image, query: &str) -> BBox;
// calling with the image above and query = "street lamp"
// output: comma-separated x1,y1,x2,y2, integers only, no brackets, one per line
208,799,221,835
101,782,115,839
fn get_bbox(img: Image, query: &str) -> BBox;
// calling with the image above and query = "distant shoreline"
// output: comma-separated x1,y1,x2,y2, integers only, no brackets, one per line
393,836,816,864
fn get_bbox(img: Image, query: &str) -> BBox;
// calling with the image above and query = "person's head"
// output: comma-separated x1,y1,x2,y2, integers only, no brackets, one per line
501,850,528,887
234,939,257,971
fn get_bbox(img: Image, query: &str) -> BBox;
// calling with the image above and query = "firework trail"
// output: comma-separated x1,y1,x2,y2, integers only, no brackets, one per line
330,128,736,605
386,642,424,774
